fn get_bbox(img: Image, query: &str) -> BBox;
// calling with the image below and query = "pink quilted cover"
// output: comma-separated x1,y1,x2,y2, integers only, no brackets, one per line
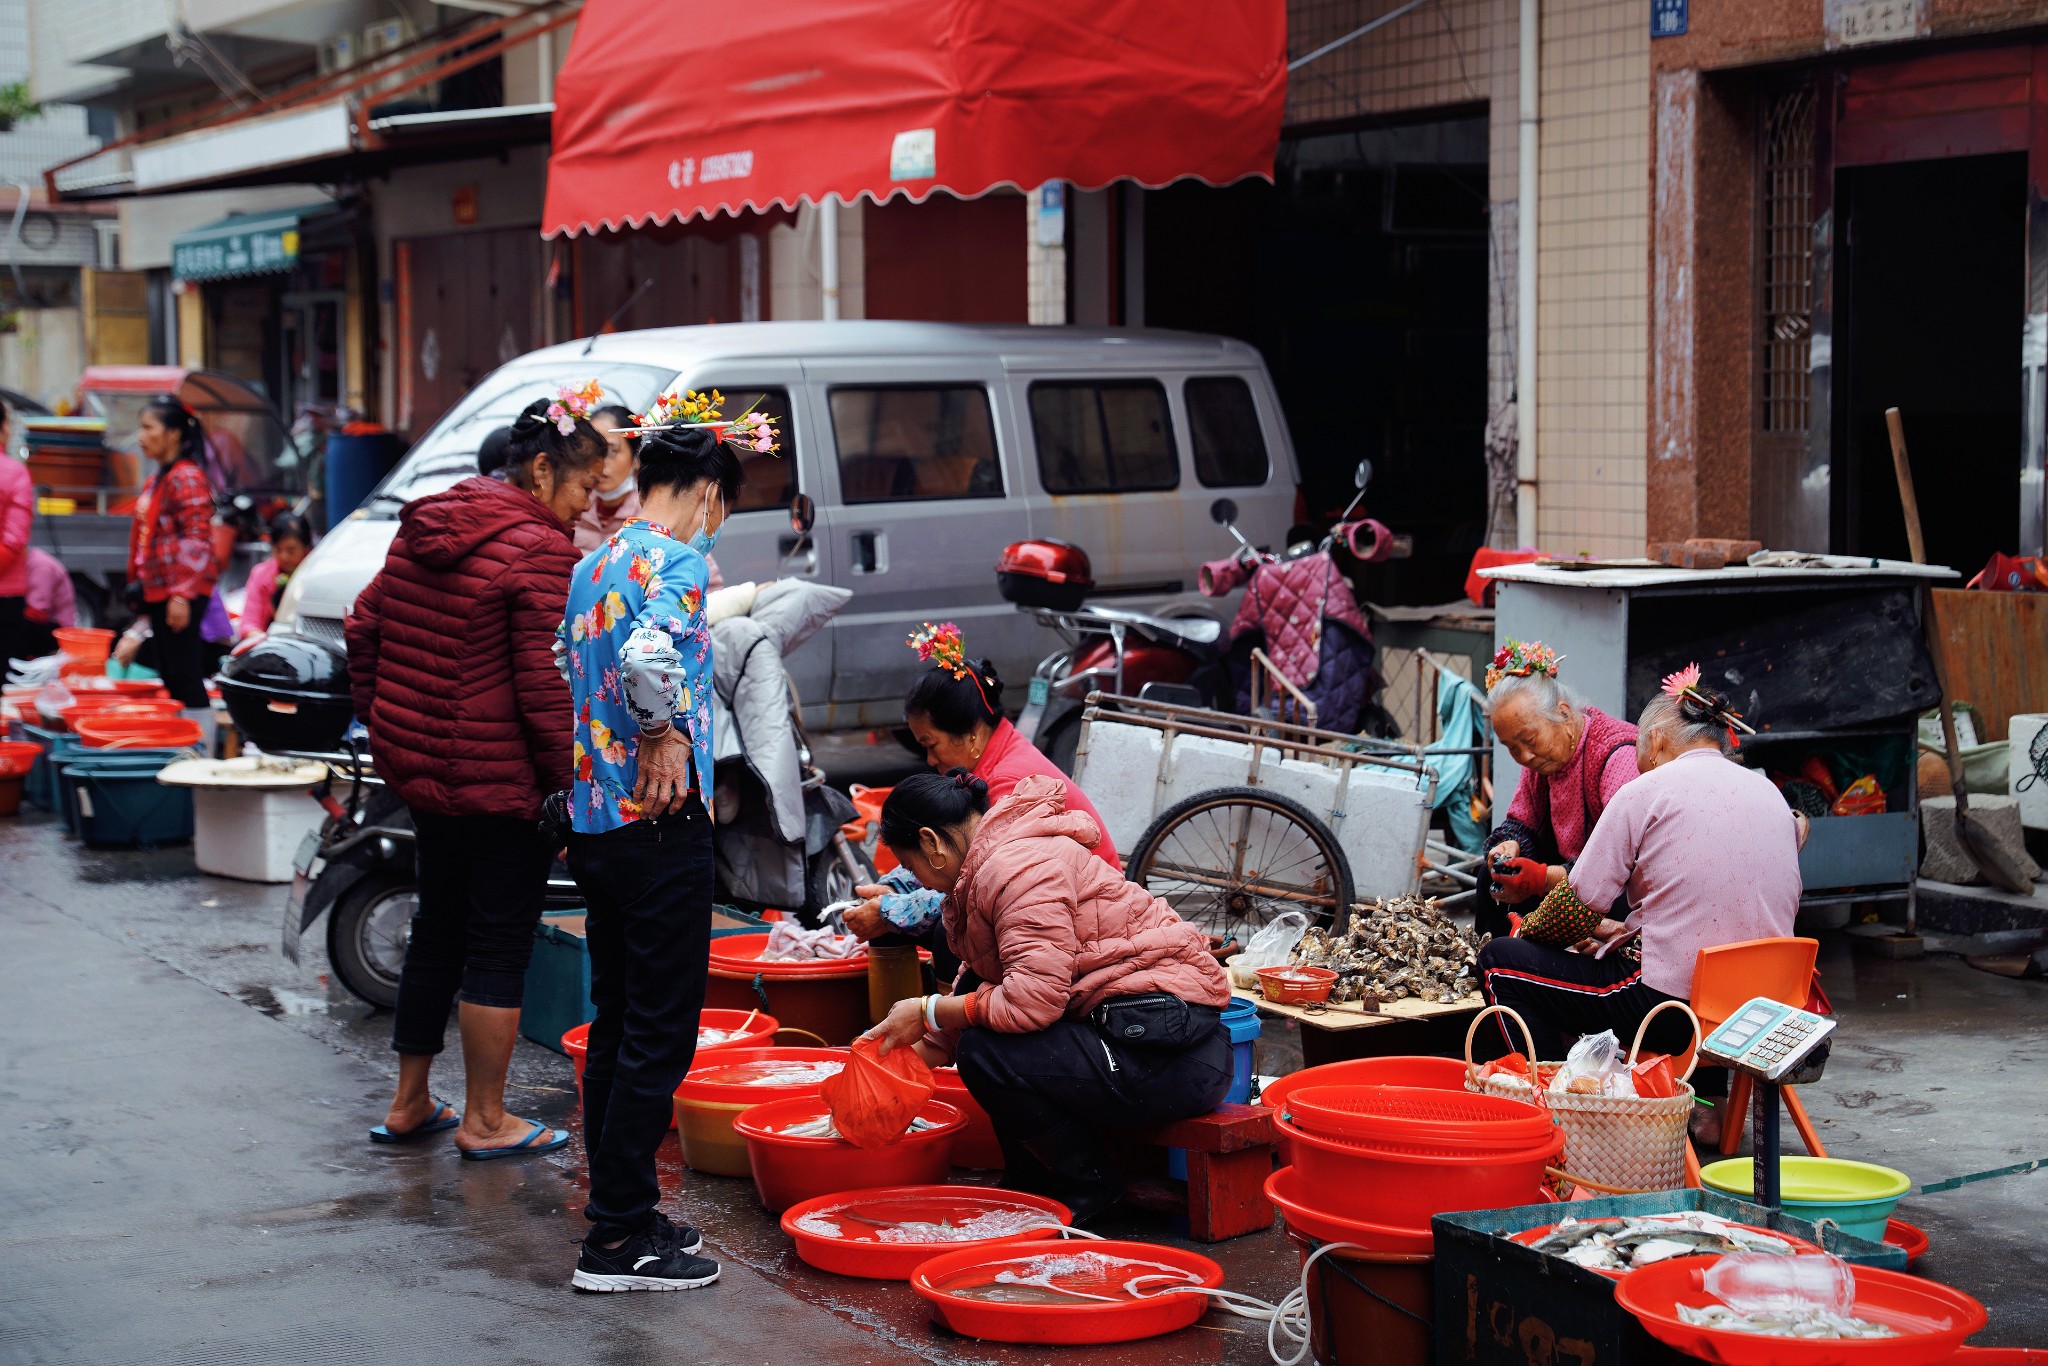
1222,551,1370,687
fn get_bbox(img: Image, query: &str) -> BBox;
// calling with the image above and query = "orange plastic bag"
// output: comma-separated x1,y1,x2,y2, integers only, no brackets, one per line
1630,1054,1678,1099
1830,774,1886,817
819,1036,936,1149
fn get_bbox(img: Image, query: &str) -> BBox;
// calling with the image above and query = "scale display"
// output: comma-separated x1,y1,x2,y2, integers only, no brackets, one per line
1699,996,1835,1082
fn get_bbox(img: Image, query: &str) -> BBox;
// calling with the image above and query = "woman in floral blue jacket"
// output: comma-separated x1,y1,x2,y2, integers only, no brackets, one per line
557,423,739,1293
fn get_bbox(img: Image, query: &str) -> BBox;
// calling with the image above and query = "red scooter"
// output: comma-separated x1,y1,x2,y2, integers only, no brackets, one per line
996,539,1228,774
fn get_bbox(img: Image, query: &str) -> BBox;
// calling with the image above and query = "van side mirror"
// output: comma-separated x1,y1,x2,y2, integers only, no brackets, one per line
1209,498,1239,527
1354,459,1372,491
790,493,816,535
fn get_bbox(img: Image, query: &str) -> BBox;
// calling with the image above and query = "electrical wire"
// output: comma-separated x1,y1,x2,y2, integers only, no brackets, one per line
1125,1239,1372,1365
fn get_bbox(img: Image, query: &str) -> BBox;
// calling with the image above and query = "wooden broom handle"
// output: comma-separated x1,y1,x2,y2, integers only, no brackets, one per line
1884,407,1927,567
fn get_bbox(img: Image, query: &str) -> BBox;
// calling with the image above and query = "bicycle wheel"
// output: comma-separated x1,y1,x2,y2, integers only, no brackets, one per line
1126,786,1354,942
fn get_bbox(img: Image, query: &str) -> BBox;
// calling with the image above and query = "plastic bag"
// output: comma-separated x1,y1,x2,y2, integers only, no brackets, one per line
819,1035,936,1149
1238,912,1309,971
1830,774,1886,817
762,919,863,962
1630,1053,1679,1099
1549,1030,1635,1097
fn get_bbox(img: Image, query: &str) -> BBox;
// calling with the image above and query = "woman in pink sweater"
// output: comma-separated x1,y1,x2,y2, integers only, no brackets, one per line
866,770,1230,1221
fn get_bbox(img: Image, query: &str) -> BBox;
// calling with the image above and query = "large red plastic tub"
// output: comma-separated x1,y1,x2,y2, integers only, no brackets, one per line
1615,1257,1986,1366
932,1067,1004,1169
75,716,203,749
780,1185,1070,1279
1285,1083,1553,1151
1278,1113,1563,1227
1260,1056,1470,1161
911,1241,1224,1345
1266,1165,1439,1256
733,1096,963,1212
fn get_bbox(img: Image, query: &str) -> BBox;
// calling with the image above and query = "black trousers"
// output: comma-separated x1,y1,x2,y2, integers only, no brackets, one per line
0,597,33,669
954,1009,1233,1219
1475,936,1724,1096
141,597,211,708
390,809,553,1057
568,805,715,1240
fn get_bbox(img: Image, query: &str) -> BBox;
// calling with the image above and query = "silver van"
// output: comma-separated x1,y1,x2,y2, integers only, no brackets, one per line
274,321,1299,732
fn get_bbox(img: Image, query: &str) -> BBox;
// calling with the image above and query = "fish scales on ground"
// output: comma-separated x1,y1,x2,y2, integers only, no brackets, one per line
1291,895,1484,1003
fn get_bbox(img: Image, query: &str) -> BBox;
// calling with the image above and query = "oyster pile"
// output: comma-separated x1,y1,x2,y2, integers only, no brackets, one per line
1291,896,1484,1004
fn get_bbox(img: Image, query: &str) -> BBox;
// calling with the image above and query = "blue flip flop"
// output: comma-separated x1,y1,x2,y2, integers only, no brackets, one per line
459,1120,571,1162
369,1101,460,1145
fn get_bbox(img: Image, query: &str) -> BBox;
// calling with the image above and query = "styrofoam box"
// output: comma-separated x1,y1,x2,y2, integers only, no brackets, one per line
1077,719,1432,898
2010,713,2048,830
193,785,326,883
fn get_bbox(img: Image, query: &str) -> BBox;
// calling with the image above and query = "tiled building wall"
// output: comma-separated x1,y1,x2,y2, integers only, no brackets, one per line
1532,0,1649,555
1287,0,1650,556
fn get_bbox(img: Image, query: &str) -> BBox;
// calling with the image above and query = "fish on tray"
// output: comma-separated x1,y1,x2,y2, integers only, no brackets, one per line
1524,1213,1797,1273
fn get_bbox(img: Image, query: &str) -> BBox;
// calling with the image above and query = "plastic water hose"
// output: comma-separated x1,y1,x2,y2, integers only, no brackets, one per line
1128,1239,1417,1365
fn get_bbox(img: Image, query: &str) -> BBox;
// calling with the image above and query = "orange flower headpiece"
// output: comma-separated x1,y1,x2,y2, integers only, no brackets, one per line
909,621,995,713
1660,662,1756,746
1485,639,1563,691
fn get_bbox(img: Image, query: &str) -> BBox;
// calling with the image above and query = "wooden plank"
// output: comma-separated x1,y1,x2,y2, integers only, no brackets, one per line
1184,1148,1276,1242
1929,589,2048,742
1252,991,1484,1034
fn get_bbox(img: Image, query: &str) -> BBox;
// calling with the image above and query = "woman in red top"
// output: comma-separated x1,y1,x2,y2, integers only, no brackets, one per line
127,398,220,707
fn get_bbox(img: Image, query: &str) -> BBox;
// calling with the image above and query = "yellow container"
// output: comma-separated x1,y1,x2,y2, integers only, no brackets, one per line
673,1095,757,1177
35,497,77,515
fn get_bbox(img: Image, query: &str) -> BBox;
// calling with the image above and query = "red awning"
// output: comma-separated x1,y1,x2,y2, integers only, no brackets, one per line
543,0,1285,237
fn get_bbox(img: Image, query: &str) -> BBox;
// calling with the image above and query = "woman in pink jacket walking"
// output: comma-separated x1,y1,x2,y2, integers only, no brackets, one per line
866,771,1231,1221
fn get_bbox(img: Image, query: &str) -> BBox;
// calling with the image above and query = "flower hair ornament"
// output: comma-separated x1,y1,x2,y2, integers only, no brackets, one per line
546,380,606,436
909,621,995,713
622,389,783,455
1660,662,1756,746
1486,639,1563,691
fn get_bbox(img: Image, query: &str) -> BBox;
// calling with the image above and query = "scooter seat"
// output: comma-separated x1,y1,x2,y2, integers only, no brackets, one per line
1075,605,1224,649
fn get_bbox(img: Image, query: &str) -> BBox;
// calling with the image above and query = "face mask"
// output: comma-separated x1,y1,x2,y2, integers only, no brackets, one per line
597,476,636,503
688,489,723,556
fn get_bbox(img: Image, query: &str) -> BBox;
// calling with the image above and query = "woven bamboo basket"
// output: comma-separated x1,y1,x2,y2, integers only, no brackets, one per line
1464,1001,1702,1195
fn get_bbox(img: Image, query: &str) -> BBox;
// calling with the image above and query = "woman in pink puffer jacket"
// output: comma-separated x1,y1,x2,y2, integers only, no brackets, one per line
865,771,1231,1221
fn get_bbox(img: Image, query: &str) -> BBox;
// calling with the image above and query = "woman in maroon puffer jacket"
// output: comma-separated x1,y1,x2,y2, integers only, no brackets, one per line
347,397,601,1159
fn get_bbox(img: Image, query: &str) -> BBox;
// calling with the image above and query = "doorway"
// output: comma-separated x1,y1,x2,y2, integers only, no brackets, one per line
1834,153,2025,572
280,291,346,420
1143,112,1491,606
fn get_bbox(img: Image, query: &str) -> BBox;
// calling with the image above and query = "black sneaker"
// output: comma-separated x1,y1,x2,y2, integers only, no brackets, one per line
572,1228,720,1292
651,1210,703,1256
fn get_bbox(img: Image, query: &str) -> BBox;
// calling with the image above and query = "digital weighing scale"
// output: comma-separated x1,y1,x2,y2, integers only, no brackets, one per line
1700,996,1836,1209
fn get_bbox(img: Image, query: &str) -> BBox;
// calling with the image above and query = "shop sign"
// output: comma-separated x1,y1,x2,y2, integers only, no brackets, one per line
173,226,300,283
1826,0,1929,48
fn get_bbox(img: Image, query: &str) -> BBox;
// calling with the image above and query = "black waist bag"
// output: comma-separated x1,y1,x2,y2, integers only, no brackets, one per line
1090,993,1221,1051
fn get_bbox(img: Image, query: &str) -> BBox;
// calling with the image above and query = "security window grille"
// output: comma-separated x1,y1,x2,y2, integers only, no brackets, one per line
1761,87,1817,435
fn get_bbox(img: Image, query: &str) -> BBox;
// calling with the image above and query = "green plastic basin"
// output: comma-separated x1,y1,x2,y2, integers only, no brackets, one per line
1699,1156,1910,1241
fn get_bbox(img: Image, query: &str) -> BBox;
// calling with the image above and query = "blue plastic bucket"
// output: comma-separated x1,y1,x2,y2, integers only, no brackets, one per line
1168,997,1265,1180
60,751,194,847
23,724,78,811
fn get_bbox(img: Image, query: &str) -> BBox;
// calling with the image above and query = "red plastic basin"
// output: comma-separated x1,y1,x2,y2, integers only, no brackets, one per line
1266,1164,1445,1256
911,1240,1224,1345
733,1096,964,1213
1615,1256,1986,1366
932,1067,1004,1170
1261,1056,1471,1162
74,716,203,749
1278,1113,1564,1226
1285,1083,1554,1151
780,1185,1070,1279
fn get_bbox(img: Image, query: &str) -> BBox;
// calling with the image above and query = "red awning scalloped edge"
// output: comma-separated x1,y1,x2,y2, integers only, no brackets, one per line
542,0,1286,240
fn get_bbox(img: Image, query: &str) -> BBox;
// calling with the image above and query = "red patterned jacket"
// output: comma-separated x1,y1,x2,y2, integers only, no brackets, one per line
126,459,219,603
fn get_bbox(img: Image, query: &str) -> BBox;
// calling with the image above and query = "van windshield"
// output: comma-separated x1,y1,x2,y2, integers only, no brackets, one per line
362,361,678,518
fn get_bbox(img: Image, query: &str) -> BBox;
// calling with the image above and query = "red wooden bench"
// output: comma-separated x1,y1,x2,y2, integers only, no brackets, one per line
1117,1102,1277,1242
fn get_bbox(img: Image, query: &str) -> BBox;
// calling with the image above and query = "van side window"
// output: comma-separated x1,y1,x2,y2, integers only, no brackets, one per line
828,386,1003,503
1186,377,1270,488
1028,381,1179,495
702,387,796,512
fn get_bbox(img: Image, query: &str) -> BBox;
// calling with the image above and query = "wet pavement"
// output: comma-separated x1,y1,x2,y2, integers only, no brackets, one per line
3,806,2045,1363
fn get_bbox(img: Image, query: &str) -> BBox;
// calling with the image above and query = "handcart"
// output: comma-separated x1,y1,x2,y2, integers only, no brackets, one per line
1072,693,1437,943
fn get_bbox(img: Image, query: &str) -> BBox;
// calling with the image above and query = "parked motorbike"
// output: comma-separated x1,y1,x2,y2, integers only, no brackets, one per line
997,537,1229,773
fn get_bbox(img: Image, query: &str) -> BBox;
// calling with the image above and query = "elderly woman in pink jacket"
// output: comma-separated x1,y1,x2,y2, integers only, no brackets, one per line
866,770,1232,1222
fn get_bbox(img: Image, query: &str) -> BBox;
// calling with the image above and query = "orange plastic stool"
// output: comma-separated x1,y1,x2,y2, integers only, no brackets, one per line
1689,937,1829,1159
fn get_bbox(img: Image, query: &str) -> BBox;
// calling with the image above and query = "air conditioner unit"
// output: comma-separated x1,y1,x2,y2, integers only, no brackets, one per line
361,18,414,57
317,32,357,75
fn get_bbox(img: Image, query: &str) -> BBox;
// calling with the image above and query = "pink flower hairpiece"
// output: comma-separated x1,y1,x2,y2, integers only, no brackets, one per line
909,621,969,678
623,389,783,455
1661,661,1756,741
1485,639,1563,691
547,380,605,436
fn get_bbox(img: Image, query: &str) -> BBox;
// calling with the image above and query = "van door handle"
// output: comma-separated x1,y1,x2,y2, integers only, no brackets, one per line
777,535,817,574
852,531,885,574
